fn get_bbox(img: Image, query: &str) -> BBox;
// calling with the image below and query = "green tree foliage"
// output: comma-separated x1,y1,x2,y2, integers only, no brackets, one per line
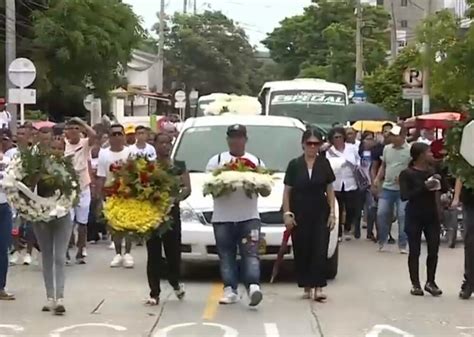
164,11,264,95
262,0,390,89
32,0,144,99
363,47,421,118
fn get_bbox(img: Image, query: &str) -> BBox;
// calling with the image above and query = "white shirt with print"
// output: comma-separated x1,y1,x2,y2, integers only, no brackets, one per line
206,151,264,223
129,143,157,161
97,147,131,182
326,143,360,192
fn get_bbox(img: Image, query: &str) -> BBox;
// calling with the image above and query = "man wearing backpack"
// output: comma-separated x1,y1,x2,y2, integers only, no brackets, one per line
205,124,267,307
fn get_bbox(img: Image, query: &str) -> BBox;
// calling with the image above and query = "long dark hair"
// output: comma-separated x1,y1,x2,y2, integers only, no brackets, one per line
359,130,375,155
327,127,346,144
409,142,430,167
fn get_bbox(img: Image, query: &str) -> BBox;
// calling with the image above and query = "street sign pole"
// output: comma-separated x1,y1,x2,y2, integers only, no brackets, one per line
411,99,415,117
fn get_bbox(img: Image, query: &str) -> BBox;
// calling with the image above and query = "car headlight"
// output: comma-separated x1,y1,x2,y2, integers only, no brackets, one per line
180,205,204,224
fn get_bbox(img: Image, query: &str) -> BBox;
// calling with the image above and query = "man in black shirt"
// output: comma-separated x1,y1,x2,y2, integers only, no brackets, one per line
452,178,474,299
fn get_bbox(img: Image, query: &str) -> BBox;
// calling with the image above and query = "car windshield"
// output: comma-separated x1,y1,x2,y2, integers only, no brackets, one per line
268,90,348,128
174,125,303,172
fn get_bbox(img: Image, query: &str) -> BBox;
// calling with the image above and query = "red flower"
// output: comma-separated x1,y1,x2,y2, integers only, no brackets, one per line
238,158,257,169
140,172,150,185
110,163,122,173
146,162,156,173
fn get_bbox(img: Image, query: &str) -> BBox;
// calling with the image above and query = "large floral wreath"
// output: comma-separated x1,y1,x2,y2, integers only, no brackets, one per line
445,115,474,189
2,146,80,223
203,157,275,199
103,156,181,236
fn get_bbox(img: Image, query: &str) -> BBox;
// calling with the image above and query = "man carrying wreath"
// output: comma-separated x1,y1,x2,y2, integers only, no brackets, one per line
205,124,270,307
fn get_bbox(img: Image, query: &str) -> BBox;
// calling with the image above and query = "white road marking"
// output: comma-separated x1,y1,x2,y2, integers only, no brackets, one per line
49,323,127,337
264,323,280,337
154,322,238,337
0,324,24,337
366,324,415,337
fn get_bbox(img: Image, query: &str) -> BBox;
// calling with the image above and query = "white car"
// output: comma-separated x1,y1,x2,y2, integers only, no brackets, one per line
172,115,340,279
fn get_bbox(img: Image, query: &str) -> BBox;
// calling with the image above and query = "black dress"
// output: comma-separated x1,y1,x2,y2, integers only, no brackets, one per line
284,155,336,288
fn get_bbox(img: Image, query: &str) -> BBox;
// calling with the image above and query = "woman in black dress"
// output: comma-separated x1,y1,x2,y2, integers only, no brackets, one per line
399,142,444,297
282,128,337,302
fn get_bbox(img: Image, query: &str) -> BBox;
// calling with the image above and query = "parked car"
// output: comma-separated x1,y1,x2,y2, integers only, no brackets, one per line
172,115,340,279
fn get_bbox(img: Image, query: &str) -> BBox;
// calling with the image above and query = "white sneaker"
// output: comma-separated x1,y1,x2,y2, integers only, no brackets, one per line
23,253,32,265
174,283,186,300
9,251,22,265
123,254,134,268
378,244,386,253
219,287,239,305
82,248,88,257
110,254,123,268
400,248,408,255
108,242,115,250
248,284,263,307
42,298,55,312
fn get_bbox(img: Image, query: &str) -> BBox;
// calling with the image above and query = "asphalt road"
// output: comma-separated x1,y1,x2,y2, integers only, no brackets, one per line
1,237,472,337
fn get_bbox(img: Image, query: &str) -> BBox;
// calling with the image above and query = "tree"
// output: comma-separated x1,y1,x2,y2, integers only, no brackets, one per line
262,0,390,89
163,11,258,96
30,0,144,118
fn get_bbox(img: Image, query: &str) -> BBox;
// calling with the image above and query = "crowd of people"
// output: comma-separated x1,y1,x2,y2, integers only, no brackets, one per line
0,116,473,317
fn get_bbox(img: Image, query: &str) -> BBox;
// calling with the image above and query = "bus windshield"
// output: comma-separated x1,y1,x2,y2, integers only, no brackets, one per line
268,90,348,129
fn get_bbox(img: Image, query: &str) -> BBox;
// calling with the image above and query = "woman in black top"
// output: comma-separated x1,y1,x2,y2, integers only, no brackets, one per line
282,128,336,302
399,142,444,297
145,133,191,305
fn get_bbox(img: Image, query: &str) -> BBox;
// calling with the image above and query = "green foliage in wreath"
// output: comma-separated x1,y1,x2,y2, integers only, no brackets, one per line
445,116,474,189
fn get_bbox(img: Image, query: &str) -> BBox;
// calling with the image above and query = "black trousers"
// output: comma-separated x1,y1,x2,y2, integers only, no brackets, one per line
405,211,440,286
464,205,474,288
146,217,181,298
335,189,359,236
87,198,106,241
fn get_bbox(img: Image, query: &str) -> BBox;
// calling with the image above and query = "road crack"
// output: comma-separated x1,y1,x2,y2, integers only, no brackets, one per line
147,291,172,337
309,301,325,337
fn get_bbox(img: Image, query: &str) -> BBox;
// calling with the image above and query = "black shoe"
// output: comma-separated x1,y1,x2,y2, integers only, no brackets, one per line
388,237,396,245
459,282,473,300
424,282,443,297
54,300,66,315
410,285,424,296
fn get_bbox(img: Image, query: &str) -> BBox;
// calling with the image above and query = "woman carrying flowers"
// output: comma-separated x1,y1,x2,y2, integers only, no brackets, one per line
145,133,191,306
2,129,80,315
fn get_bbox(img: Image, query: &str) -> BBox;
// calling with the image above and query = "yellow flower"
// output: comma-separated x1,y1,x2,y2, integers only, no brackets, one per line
103,196,172,234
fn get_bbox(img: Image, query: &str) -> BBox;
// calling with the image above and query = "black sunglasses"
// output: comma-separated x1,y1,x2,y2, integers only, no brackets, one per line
305,141,322,147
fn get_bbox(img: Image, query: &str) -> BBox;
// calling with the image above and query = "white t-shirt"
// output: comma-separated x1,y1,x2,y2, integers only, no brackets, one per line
129,143,157,161
0,155,11,204
206,151,264,223
65,138,91,190
97,147,131,182
0,110,11,129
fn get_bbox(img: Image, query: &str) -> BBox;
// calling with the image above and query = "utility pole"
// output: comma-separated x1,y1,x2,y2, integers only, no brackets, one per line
355,0,364,86
422,0,432,114
5,0,17,132
157,0,165,93
194,0,197,15
390,0,398,64
184,0,188,13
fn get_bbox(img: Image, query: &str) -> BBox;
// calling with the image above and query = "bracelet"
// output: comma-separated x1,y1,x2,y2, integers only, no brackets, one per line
283,211,294,218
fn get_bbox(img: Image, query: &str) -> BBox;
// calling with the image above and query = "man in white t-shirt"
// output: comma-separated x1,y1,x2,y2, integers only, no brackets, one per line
0,99,11,130
206,124,268,307
96,124,134,268
129,125,157,160
64,117,97,264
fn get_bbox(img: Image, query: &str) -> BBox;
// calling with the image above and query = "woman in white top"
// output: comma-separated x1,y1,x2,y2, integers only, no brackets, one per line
326,127,361,241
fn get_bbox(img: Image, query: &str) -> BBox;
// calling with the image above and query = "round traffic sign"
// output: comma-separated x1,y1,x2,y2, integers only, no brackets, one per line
174,90,186,102
83,94,94,112
403,68,423,87
460,121,474,166
8,58,36,88
189,89,199,100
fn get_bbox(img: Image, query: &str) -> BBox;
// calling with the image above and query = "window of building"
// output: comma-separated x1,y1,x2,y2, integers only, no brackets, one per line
400,20,408,28
401,0,408,7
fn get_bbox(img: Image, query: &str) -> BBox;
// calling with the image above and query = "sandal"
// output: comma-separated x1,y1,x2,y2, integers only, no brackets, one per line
314,289,327,303
145,297,160,306
302,288,312,299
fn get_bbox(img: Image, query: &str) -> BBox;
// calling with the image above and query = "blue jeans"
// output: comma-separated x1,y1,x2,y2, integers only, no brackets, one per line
377,188,407,248
355,189,377,238
213,219,261,291
0,203,13,290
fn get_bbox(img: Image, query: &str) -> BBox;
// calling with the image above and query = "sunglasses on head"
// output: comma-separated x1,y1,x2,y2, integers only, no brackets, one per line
305,141,322,147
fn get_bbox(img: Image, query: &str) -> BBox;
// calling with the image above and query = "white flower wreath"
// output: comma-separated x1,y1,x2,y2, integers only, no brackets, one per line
204,95,262,116
2,153,79,223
